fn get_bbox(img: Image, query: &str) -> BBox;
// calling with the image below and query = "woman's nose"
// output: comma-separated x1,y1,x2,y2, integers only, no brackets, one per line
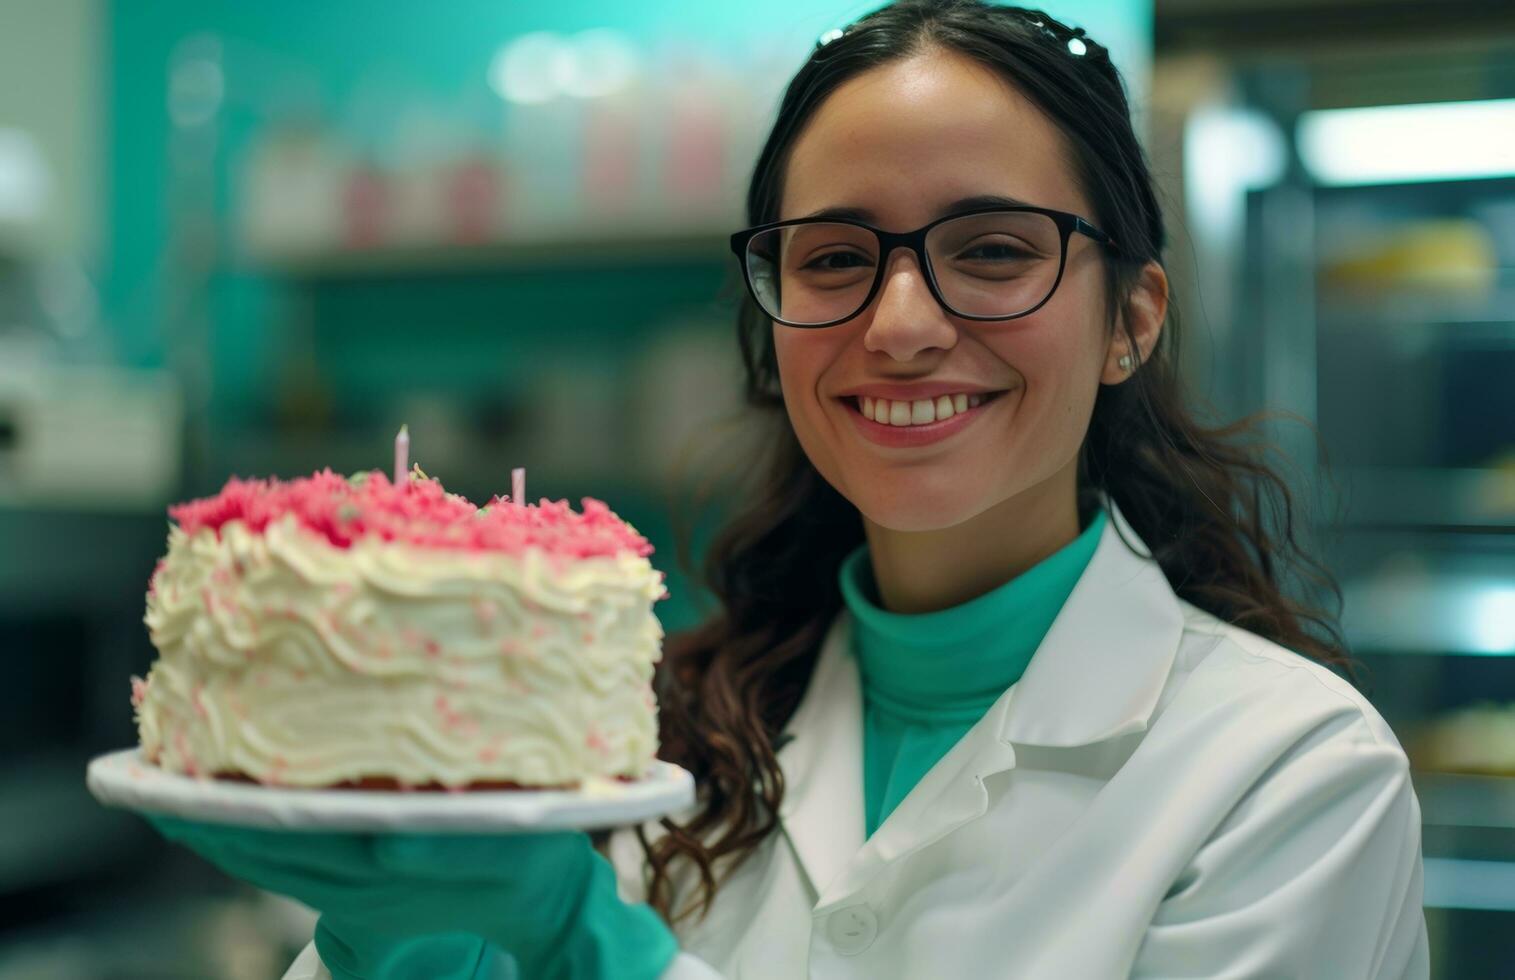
862,247,957,357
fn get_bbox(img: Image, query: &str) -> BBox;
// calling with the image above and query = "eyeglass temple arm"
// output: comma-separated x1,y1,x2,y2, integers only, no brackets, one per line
1074,216,1120,252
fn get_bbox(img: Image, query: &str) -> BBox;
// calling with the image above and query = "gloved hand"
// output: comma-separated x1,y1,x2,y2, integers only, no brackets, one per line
147,815,679,980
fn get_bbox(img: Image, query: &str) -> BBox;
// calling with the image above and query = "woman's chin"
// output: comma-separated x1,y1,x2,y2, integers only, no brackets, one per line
853,490,989,534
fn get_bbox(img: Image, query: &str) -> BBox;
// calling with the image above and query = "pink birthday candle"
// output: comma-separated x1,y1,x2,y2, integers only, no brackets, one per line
394,424,410,487
512,466,524,505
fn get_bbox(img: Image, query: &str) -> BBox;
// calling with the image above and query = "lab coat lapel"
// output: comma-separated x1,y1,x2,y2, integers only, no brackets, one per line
998,495,1187,748
841,683,1020,894
774,612,866,903
776,608,1005,910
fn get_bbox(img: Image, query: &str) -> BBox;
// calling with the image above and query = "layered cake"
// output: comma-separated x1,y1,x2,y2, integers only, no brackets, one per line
130,468,669,791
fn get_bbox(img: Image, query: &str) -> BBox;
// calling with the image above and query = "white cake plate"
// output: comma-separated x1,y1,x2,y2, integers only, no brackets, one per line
86,748,695,833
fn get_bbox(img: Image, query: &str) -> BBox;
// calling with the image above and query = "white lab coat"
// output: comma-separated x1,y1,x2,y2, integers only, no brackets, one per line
283,497,1429,979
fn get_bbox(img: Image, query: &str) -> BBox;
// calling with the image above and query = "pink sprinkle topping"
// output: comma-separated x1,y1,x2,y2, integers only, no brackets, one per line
474,598,498,627
175,730,197,776
587,728,609,754
167,468,654,558
130,675,149,708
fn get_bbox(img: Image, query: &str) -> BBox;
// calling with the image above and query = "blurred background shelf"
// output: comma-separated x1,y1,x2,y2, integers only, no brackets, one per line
1335,467,1515,532
242,230,732,280
1335,528,1515,659
1317,283,1515,329
1416,772,1515,830
1416,774,1515,914
1341,570,1515,657
1423,858,1515,913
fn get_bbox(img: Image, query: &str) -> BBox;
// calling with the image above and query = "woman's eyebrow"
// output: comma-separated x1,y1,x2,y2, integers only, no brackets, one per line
800,193,1032,221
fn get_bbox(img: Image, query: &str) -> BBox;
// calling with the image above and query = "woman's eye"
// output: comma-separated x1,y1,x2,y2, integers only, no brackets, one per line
962,243,1032,261
804,251,870,271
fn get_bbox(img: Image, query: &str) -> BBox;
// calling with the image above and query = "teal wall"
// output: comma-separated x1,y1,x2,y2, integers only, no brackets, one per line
103,0,870,383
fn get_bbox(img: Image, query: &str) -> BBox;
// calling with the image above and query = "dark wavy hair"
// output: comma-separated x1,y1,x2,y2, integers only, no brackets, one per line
631,0,1354,928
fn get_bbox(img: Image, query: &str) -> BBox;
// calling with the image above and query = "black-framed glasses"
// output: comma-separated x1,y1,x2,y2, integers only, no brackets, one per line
729,205,1119,328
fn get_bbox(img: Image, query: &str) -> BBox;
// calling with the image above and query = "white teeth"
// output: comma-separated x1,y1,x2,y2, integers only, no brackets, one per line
858,392,996,426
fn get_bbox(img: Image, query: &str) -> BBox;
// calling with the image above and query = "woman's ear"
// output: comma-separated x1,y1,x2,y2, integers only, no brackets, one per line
1101,260,1168,385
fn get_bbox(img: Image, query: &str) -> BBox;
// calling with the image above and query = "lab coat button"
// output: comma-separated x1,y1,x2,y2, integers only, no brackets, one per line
825,904,878,955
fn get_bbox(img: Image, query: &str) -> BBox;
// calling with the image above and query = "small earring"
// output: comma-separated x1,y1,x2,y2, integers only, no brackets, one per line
1118,354,1135,372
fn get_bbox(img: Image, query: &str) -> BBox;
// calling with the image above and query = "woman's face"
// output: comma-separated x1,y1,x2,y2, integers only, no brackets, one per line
774,50,1122,533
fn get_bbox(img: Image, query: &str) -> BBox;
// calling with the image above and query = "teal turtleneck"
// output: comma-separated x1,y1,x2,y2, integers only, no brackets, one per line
838,506,1108,839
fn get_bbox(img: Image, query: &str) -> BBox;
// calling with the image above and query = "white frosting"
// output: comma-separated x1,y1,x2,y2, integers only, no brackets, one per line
135,513,666,788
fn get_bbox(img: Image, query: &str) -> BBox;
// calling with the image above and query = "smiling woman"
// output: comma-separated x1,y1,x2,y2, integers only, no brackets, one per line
614,1,1429,978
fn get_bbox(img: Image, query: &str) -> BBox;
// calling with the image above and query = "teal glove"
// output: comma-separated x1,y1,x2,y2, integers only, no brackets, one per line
147,815,679,980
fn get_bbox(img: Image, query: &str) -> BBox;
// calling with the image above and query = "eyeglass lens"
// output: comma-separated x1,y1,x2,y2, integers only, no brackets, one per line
745,211,1062,326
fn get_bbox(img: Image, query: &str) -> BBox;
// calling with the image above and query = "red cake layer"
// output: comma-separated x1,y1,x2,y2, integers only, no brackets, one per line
209,770,641,791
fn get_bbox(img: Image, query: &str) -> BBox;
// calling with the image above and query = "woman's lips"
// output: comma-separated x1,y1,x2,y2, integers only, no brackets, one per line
841,390,1009,448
